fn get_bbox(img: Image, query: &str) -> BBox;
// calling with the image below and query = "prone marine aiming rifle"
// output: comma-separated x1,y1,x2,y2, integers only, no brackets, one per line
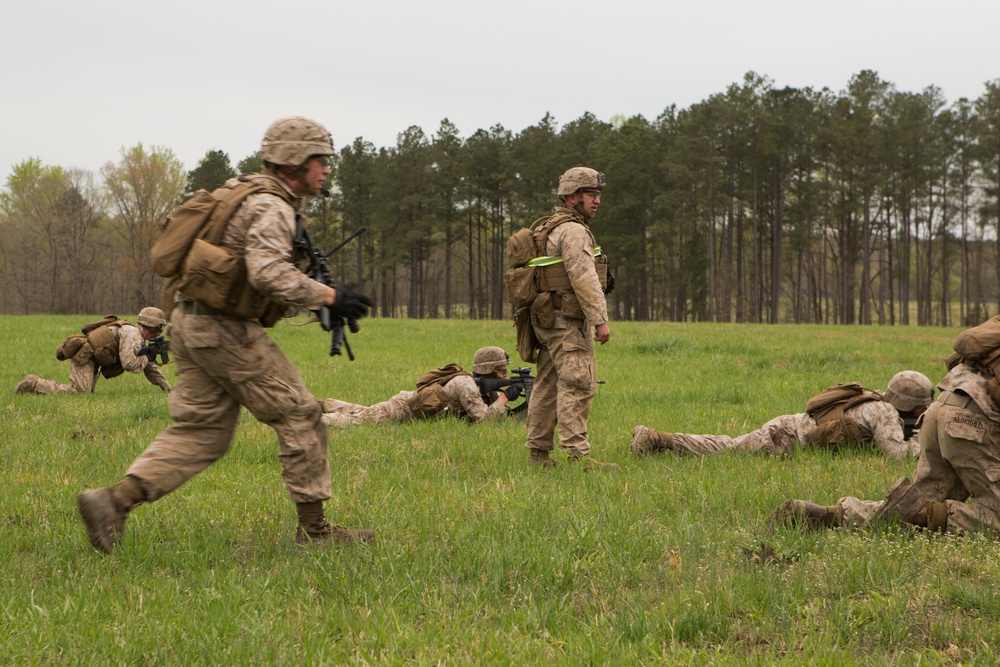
475,367,535,414
295,221,368,360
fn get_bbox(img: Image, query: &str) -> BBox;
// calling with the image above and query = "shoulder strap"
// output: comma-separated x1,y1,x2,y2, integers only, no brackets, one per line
200,175,293,244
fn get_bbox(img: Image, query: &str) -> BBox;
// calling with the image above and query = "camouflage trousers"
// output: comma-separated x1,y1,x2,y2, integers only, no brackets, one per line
838,396,1000,534
671,413,815,457
26,360,100,394
525,313,596,457
322,392,415,427
127,307,331,504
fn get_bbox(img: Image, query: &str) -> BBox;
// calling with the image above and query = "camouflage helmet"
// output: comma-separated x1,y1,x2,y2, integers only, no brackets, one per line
260,116,335,167
557,167,606,196
473,346,510,375
884,371,934,412
137,307,166,329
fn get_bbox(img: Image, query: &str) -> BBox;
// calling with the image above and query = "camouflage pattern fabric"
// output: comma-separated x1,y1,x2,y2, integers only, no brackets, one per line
525,209,606,458
837,363,1000,534
671,400,918,460
322,375,505,426
130,181,335,505
23,323,170,393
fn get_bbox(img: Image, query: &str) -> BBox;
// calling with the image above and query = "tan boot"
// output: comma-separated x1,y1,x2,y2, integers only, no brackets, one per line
77,476,145,554
15,374,40,394
768,499,844,529
295,501,374,545
528,449,557,468
630,425,674,456
871,477,929,526
570,455,620,471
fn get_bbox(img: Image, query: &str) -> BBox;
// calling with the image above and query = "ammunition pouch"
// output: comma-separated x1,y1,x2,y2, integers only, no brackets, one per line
406,384,452,419
803,418,871,449
177,238,272,321
514,307,538,363
56,334,87,362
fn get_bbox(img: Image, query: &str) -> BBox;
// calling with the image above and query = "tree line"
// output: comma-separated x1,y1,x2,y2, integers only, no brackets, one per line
2,70,999,326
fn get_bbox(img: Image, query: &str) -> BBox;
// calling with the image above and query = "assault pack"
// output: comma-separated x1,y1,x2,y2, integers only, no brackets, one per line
803,382,884,448
948,314,1000,404
406,363,469,419
151,175,292,323
503,215,579,363
55,315,129,378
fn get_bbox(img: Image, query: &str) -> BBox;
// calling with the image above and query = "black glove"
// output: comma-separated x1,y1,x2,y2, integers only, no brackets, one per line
330,285,374,321
503,386,522,401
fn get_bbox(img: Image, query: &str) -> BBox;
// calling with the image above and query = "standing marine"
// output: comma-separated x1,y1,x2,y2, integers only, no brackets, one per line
523,167,616,470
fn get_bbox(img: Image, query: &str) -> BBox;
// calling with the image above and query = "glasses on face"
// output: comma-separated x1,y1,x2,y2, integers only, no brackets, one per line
581,190,602,200
496,367,508,376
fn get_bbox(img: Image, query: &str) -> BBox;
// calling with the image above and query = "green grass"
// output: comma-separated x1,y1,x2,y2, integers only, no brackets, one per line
4,315,996,665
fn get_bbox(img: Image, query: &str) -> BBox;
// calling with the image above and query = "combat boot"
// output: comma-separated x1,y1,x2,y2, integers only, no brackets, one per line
15,374,39,394
528,449,558,468
569,455,620,471
77,476,145,554
925,501,949,532
630,425,674,456
768,499,844,529
870,477,929,527
294,501,374,545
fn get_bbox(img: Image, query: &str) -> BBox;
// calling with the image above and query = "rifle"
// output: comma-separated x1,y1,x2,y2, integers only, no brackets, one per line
902,416,920,441
295,221,367,360
475,367,535,414
138,336,170,365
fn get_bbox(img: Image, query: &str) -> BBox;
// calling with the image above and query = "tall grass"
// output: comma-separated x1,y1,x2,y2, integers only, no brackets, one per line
5,315,996,665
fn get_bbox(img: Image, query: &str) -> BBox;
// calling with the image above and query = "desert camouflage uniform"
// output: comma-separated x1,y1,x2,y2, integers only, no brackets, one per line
835,363,1000,533
322,375,504,426
526,208,607,458
671,399,918,460
24,323,171,394
126,177,334,504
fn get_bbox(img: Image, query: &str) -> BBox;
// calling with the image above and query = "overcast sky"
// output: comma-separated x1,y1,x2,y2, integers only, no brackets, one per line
2,0,997,185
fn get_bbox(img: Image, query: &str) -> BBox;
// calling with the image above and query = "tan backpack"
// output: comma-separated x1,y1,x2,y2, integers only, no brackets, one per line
152,175,291,323
406,364,468,419
55,315,128,377
803,382,883,448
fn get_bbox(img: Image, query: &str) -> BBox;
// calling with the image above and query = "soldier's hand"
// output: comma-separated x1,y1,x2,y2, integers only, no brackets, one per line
330,285,374,321
138,345,156,362
595,322,611,345
502,386,522,402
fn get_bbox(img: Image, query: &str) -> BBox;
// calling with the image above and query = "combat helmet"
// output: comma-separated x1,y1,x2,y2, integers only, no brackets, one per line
473,346,510,375
137,307,166,329
261,117,335,167
884,371,934,412
557,167,606,196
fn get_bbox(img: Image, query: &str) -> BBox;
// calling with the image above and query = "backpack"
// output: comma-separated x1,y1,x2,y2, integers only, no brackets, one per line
406,364,469,419
152,175,290,322
56,315,128,377
803,382,883,448
503,216,548,309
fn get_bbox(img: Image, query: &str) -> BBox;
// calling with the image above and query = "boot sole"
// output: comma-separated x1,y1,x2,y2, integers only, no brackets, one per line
77,490,118,555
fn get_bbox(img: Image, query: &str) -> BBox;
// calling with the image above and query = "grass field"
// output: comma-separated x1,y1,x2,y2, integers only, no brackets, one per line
4,314,998,665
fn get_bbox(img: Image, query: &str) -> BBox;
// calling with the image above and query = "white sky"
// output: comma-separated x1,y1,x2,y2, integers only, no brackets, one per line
2,0,997,185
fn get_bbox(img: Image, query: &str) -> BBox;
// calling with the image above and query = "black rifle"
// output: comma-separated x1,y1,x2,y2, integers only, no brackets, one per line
295,222,367,360
475,367,535,414
138,336,170,365
902,416,919,441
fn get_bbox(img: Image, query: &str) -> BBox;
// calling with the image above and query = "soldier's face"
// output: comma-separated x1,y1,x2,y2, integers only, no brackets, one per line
286,156,331,196
567,189,601,219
